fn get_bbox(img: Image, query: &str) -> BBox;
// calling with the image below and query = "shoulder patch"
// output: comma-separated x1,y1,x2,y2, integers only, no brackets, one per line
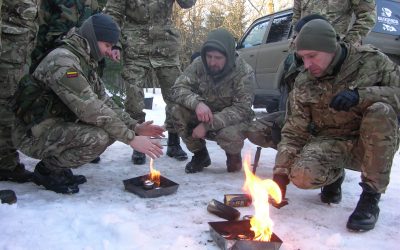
66,71,79,78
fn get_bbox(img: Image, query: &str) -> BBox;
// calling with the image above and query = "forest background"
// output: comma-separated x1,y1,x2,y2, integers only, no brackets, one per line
98,0,292,103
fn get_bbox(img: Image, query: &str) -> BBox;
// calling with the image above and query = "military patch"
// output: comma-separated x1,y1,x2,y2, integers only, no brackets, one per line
66,71,79,78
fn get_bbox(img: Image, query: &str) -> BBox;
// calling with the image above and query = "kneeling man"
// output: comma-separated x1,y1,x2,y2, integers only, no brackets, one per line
171,28,255,174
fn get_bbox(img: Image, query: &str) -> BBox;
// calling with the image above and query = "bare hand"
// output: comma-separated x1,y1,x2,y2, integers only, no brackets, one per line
129,136,163,159
192,123,207,139
135,121,165,137
195,102,213,123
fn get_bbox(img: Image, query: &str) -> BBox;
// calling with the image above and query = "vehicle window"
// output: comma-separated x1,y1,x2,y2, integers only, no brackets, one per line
266,13,293,43
240,20,269,48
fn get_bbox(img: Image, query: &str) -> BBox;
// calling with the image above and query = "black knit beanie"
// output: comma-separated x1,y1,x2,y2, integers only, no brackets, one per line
92,13,120,45
77,13,120,61
296,19,337,53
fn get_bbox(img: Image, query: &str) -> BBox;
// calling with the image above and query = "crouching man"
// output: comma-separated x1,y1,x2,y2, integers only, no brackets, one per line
273,19,400,231
10,14,164,194
170,28,255,174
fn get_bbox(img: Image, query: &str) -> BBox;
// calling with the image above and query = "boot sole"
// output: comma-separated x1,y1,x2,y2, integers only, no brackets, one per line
33,176,79,194
320,194,342,204
346,222,376,232
185,159,211,173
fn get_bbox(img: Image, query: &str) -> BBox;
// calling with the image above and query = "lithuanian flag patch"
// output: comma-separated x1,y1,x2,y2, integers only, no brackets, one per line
66,71,79,78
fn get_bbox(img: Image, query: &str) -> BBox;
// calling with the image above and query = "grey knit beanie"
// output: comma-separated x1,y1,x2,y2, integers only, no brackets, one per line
296,19,337,53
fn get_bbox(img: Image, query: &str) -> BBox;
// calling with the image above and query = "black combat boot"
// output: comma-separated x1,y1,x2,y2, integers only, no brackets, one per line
0,163,33,183
166,133,188,161
33,162,80,194
132,150,146,165
0,190,17,204
185,147,211,173
61,169,87,185
347,182,381,231
90,156,101,164
226,153,242,172
321,170,345,204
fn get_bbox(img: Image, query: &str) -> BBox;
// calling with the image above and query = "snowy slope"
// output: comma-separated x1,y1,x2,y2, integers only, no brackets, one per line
1,89,399,250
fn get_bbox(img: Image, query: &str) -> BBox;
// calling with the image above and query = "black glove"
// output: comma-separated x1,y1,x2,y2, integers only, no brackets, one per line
270,174,290,209
329,89,359,112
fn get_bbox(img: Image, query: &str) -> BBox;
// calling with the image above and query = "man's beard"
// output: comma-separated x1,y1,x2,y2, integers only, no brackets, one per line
208,66,223,76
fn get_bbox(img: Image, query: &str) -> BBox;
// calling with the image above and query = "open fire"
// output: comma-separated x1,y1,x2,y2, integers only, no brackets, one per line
148,158,161,187
242,154,282,241
123,158,179,198
208,154,283,250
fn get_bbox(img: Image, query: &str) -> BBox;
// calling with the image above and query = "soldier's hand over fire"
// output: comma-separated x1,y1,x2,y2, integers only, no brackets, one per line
135,121,165,137
192,123,207,139
270,174,290,209
329,88,359,112
195,102,213,123
129,136,163,159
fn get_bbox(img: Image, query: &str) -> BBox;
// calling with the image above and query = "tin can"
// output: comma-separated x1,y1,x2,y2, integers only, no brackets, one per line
224,194,252,207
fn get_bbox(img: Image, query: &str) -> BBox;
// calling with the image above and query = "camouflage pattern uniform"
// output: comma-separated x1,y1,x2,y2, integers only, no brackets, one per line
292,0,377,44
0,0,38,171
247,0,378,149
31,0,100,71
104,0,196,126
12,28,137,170
275,43,400,193
170,56,255,154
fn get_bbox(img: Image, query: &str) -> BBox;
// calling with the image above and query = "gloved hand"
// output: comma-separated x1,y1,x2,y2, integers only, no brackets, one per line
329,89,359,112
270,174,290,209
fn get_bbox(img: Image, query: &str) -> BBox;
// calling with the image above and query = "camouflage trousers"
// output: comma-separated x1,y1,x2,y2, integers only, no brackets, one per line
171,105,247,154
122,58,180,133
286,102,399,193
12,118,114,170
0,34,33,170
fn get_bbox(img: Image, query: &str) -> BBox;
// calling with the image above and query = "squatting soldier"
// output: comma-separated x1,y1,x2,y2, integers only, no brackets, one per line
247,1,378,150
11,14,164,194
170,28,255,174
246,14,330,150
104,0,196,165
0,0,39,184
272,20,400,231
30,0,121,164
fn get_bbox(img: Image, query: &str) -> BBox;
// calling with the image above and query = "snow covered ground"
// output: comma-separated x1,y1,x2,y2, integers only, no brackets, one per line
1,89,399,250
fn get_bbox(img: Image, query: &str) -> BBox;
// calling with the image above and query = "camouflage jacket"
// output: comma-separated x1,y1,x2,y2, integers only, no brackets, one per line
292,0,377,44
1,0,39,54
104,0,196,67
171,56,255,131
27,28,136,144
32,0,100,65
274,43,400,175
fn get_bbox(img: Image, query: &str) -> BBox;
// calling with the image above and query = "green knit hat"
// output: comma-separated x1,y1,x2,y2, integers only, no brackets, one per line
296,19,337,53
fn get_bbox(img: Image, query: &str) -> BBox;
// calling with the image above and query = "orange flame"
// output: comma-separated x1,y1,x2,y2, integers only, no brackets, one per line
149,158,161,187
242,154,282,241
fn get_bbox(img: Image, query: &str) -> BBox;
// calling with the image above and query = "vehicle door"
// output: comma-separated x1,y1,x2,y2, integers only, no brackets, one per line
255,11,293,95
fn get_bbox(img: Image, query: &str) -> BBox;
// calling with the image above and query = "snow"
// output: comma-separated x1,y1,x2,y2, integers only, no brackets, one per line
1,89,399,250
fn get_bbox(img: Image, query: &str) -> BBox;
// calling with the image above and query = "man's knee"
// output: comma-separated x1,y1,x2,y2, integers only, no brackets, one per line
215,126,246,154
290,165,318,189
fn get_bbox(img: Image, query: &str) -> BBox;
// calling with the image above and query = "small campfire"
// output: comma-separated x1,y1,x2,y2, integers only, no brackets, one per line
209,155,283,250
123,159,179,198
